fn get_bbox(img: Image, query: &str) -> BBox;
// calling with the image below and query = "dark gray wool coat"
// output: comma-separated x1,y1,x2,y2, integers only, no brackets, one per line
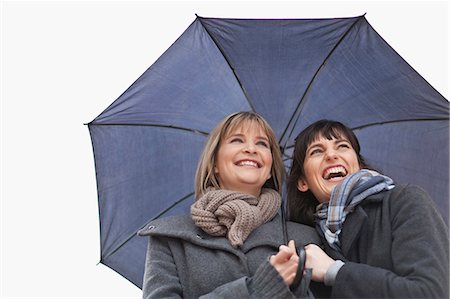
139,214,322,299
321,184,449,299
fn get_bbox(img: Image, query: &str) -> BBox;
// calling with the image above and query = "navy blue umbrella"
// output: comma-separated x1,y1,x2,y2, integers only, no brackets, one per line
87,15,449,288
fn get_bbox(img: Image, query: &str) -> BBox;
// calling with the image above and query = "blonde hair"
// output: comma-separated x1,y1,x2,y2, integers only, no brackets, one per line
195,111,284,198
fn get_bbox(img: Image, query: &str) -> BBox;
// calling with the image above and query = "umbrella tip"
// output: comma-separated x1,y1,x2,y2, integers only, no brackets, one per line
357,13,367,20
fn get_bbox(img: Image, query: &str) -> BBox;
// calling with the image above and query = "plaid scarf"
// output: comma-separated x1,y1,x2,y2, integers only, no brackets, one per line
315,169,395,252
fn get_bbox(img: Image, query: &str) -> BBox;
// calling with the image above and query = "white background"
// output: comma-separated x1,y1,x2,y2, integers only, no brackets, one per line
1,1,448,298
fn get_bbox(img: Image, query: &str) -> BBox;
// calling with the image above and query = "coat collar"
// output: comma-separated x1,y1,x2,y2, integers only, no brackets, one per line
138,214,287,253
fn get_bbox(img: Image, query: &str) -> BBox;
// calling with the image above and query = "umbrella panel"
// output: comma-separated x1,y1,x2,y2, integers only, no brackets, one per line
89,125,204,280
356,120,449,219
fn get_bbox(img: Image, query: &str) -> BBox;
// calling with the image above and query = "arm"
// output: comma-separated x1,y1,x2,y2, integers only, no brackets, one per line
143,236,307,299
201,259,299,299
331,186,449,298
202,241,306,299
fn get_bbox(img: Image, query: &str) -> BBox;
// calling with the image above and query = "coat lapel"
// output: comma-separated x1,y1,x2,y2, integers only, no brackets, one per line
340,205,367,256
239,215,285,252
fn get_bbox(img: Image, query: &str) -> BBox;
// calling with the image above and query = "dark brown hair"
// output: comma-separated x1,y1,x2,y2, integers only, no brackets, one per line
286,119,369,226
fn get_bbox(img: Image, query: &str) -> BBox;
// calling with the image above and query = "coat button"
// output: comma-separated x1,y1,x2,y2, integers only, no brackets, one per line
147,225,155,230
196,234,203,239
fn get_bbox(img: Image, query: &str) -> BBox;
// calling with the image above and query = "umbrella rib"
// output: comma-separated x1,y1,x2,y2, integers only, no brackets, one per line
279,15,365,148
351,117,450,131
102,192,195,261
86,122,209,136
281,118,450,152
197,17,256,112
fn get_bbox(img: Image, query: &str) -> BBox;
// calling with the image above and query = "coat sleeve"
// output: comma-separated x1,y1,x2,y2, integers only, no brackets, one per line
200,259,311,299
331,185,449,298
142,235,310,299
200,261,295,299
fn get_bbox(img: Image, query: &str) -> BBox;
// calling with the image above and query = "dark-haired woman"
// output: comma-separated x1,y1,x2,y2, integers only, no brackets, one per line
287,119,448,298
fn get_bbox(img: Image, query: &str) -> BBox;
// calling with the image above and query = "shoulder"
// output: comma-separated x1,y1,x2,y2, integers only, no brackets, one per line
386,184,447,227
137,214,198,237
390,184,428,199
387,184,434,209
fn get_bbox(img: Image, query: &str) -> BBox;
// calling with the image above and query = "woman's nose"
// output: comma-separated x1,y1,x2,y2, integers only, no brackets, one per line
325,149,338,160
243,143,257,153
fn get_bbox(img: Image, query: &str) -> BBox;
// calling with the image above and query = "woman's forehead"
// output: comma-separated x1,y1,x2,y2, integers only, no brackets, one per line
224,120,267,137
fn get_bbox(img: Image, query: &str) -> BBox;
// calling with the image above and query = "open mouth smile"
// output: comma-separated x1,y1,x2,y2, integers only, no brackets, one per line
322,165,347,180
235,159,261,168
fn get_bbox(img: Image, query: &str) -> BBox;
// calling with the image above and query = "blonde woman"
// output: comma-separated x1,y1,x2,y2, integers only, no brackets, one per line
139,112,322,298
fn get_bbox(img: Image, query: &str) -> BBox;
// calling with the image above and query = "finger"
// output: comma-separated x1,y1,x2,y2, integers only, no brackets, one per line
279,244,291,252
305,243,318,250
269,255,275,264
283,261,299,285
285,271,297,286
279,244,294,255
288,240,299,262
279,257,299,274
288,239,296,251
270,253,286,267
289,254,299,263
272,249,292,263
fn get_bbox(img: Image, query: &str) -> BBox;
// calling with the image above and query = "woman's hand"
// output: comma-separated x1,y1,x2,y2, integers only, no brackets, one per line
269,240,299,285
304,244,334,282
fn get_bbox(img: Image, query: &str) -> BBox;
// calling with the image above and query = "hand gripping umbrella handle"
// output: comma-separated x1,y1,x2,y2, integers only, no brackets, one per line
289,246,306,292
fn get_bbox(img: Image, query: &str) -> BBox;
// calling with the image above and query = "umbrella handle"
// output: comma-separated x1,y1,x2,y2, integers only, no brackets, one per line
289,246,306,291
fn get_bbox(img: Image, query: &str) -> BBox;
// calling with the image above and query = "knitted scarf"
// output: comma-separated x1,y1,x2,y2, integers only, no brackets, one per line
315,169,395,252
191,188,281,248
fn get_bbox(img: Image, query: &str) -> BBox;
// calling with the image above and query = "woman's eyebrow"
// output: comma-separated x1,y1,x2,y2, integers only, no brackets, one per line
225,133,244,139
229,133,244,137
334,138,350,144
307,142,323,150
256,136,269,141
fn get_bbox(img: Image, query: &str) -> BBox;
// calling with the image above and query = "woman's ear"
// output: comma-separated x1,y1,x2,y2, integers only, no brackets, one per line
297,178,309,192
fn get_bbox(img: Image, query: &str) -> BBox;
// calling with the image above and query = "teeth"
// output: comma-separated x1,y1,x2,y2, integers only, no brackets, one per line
237,160,259,168
323,166,347,179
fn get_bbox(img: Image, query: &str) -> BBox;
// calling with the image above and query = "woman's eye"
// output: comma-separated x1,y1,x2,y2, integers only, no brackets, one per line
230,138,243,143
310,148,322,156
257,141,269,148
338,143,350,149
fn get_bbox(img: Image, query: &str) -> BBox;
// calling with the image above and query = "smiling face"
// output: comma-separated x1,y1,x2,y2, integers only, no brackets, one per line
297,134,361,203
214,121,273,197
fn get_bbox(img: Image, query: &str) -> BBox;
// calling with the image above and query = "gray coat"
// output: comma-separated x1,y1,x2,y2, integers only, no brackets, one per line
322,185,449,298
139,214,321,298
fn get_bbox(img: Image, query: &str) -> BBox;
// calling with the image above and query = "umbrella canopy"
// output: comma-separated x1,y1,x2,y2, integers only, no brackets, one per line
88,15,449,288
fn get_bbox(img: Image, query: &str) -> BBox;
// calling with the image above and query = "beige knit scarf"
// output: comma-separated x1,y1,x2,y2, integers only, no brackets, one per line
191,188,281,247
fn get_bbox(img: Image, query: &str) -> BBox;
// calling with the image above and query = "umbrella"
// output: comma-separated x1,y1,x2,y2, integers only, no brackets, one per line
87,15,449,288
